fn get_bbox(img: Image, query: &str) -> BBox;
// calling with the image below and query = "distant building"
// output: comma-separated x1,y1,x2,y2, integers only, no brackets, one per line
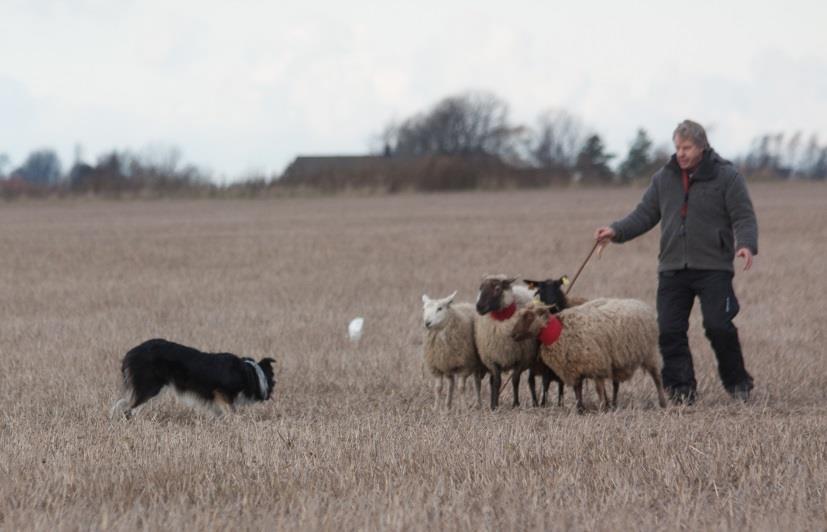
280,153,561,191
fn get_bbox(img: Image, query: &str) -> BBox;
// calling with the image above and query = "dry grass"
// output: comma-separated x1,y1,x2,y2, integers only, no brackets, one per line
1,182,826,531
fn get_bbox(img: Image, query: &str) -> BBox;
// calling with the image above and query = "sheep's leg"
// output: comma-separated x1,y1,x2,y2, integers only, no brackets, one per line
594,379,609,412
446,375,455,410
646,365,668,408
473,372,483,409
511,370,522,408
433,378,443,411
556,380,565,407
490,366,502,411
528,370,539,407
541,371,551,407
574,378,585,414
612,380,620,409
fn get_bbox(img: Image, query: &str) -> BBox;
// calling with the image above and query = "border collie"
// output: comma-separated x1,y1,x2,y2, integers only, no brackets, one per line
110,338,276,419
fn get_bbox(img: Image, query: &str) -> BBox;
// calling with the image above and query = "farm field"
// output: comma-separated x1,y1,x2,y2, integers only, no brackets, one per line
1,182,826,531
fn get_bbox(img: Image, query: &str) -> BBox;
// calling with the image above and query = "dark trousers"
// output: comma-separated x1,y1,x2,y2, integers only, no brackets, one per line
657,269,753,394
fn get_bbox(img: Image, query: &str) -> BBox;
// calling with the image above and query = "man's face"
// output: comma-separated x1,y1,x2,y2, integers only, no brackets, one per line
674,136,704,170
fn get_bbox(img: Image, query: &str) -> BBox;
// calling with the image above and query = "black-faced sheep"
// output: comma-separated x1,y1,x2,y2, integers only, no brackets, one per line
511,299,668,413
522,274,592,406
523,275,589,312
475,275,563,410
422,291,486,409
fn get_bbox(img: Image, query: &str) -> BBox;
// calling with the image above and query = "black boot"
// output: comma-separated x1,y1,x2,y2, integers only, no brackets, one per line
705,326,753,401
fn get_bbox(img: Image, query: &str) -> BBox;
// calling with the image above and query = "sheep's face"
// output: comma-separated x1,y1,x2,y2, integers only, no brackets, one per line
524,276,567,313
422,291,456,330
511,305,551,341
476,276,516,315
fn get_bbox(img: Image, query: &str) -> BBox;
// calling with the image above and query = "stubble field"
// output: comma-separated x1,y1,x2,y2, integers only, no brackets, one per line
1,182,826,531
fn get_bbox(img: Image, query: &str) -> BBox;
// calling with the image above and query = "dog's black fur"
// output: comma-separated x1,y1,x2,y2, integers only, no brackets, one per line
112,338,276,418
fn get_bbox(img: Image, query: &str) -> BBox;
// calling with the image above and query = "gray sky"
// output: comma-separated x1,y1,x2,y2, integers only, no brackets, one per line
2,0,825,179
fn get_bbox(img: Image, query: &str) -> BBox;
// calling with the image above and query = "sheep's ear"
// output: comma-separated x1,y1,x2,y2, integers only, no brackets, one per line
445,290,457,304
422,294,431,304
523,279,539,289
504,277,517,286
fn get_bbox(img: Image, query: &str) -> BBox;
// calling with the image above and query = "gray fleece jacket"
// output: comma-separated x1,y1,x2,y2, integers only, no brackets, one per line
610,149,758,272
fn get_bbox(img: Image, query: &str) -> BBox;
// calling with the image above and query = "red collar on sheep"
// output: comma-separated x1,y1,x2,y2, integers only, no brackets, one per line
539,315,563,345
490,302,517,321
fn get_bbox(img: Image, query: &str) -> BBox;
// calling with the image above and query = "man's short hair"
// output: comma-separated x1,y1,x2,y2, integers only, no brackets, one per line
673,120,710,149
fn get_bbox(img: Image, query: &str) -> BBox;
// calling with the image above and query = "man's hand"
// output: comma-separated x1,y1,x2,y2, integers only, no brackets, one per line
736,247,753,271
594,227,616,257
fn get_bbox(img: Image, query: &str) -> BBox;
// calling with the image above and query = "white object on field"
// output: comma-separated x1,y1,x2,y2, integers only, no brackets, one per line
348,317,364,341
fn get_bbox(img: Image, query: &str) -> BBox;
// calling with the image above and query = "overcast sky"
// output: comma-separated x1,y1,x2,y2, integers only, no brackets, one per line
2,0,825,179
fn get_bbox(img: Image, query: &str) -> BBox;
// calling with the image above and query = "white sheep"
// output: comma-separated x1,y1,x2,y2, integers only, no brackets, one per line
422,291,486,409
474,275,553,410
510,298,668,413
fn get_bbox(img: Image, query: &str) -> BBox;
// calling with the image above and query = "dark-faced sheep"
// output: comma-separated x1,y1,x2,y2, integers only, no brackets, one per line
522,274,592,406
523,275,589,312
474,275,563,410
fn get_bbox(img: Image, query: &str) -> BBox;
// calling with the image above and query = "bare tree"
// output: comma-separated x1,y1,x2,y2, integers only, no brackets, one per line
368,121,398,156
530,109,585,173
786,131,802,177
743,133,783,178
800,134,820,179
814,147,827,180
385,91,522,160
137,144,182,176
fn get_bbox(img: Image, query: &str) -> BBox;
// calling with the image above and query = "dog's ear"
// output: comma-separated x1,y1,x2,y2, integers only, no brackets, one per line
258,357,275,369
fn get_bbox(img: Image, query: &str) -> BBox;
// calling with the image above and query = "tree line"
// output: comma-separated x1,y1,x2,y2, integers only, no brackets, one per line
377,92,667,185
378,91,827,183
0,146,216,198
2,90,825,198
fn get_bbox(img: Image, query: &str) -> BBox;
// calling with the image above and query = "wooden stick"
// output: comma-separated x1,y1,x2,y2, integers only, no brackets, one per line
565,240,600,296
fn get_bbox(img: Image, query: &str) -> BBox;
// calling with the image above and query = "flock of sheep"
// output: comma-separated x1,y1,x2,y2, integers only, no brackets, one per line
421,274,668,413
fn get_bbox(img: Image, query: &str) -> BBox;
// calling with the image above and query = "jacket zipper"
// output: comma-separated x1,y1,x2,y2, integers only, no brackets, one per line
681,171,692,268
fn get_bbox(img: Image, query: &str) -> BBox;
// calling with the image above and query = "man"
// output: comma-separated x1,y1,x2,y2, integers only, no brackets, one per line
594,120,757,404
